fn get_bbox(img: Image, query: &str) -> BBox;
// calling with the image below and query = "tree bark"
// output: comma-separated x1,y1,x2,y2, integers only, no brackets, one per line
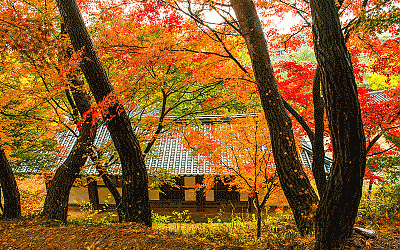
41,77,97,222
230,0,319,235
311,66,327,197
0,148,21,219
0,186,3,214
87,177,100,210
55,0,151,226
256,202,262,239
310,0,367,249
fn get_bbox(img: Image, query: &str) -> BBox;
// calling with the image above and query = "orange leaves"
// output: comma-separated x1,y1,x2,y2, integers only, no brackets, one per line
182,113,277,198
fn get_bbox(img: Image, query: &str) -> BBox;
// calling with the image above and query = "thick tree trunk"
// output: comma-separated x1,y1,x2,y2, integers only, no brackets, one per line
55,0,151,226
310,0,367,249
41,77,96,222
311,67,327,197
0,148,21,219
230,0,319,235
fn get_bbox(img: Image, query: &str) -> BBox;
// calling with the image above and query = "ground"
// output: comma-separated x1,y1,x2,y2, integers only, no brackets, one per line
0,208,399,250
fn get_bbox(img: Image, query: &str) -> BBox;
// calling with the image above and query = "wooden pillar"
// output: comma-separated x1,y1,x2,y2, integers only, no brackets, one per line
87,177,100,210
196,176,204,212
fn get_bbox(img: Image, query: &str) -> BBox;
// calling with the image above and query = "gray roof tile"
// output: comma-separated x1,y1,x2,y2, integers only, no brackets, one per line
368,89,389,102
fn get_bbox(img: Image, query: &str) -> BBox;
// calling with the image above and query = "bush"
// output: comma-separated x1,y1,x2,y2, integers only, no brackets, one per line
375,181,400,214
358,175,400,228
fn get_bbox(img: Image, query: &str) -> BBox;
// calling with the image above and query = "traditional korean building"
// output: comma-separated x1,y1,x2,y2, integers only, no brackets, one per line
13,114,333,212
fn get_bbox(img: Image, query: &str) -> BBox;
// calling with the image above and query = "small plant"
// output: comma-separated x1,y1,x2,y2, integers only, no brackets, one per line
152,211,172,224
171,210,193,223
72,200,101,225
153,209,300,248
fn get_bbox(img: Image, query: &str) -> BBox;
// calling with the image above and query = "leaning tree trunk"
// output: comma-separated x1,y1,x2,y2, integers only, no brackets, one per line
41,77,97,222
0,148,21,219
310,0,367,249
55,0,151,226
230,0,319,235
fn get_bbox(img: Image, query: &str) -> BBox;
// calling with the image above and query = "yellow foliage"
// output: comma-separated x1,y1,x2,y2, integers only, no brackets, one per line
369,73,400,90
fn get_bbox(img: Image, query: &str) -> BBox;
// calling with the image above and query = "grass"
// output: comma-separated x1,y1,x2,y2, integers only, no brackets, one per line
151,209,301,248
64,204,312,249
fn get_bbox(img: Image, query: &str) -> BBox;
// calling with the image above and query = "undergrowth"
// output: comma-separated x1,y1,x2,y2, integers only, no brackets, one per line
66,200,306,248
152,209,303,248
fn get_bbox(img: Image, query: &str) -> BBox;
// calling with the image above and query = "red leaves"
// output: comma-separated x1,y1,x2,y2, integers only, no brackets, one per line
129,0,183,32
359,87,400,148
76,120,82,132
275,60,314,108
389,24,399,36
364,167,388,185
163,11,183,32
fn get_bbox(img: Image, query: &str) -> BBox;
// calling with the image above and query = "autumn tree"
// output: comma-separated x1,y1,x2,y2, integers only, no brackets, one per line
70,0,254,184
183,114,285,238
0,0,128,221
226,0,319,235
0,0,69,219
86,0,255,148
0,1,64,170
55,0,151,225
309,0,367,248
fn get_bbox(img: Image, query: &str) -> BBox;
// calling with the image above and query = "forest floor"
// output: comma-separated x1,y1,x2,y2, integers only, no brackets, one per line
0,208,399,250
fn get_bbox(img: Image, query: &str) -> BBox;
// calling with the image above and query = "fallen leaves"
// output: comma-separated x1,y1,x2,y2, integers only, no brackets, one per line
0,218,252,250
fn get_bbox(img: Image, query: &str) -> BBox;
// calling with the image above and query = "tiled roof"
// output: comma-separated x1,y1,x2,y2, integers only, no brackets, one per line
368,89,389,102
13,115,332,176
79,124,216,176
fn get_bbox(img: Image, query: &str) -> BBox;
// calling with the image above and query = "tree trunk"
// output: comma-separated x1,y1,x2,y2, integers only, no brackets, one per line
0,148,21,219
230,0,319,235
310,0,367,249
255,197,262,239
311,66,328,197
0,186,3,214
87,177,100,210
41,77,96,222
55,0,151,226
